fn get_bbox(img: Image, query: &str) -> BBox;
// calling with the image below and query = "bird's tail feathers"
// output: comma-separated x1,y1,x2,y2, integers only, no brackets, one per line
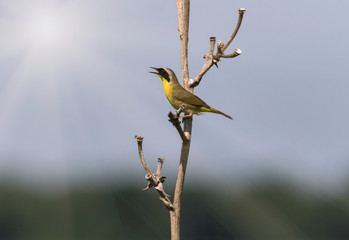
208,107,233,120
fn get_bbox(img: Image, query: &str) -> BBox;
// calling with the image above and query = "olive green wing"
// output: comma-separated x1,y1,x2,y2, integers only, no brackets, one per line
173,87,211,108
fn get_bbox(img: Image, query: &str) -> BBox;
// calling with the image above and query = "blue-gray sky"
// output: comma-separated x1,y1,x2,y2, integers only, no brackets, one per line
0,0,348,189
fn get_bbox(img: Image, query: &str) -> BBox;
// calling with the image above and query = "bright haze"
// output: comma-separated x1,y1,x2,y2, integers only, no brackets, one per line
0,0,349,190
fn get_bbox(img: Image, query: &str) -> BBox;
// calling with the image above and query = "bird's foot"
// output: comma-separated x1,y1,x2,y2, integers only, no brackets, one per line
178,114,193,123
178,114,192,119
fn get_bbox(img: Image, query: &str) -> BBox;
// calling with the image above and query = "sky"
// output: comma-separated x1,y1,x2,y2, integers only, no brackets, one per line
0,0,349,190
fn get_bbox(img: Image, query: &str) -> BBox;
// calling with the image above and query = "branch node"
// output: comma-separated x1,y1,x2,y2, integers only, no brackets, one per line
192,8,245,88
168,111,188,142
217,40,224,54
209,37,216,55
135,136,173,209
156,158,165,175
168,111,179,125
188,78,195,86
235,48,242,55
142,186,150,191
135,135,143,143
221,48,242,58
239,8,246,14
159,176,166,183
145,173,152,180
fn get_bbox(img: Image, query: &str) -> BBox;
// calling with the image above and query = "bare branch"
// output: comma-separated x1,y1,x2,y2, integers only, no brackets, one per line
193,58,213,86
175,0,184,39
217,40,225,54
171,1,192,239
176,0,190,88
134,135,174,210
168,104,189,142
156,158,164,176
190,8,246,88
221,8,246,53
221,48,242,58
208,37,216,55
135,135,151,175
168,116,188,143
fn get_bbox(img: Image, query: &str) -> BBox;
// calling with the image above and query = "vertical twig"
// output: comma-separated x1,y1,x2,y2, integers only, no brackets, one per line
171,1,192,240
176,0,190,87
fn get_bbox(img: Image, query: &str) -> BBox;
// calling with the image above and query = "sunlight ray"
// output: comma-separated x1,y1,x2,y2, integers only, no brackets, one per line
0,52,38,139
0,0,137,181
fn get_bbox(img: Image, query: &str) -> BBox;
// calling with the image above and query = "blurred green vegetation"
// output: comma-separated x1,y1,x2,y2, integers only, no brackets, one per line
0,181,348,240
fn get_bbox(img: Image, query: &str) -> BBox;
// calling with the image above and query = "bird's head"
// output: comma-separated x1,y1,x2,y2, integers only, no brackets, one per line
150,67,178,83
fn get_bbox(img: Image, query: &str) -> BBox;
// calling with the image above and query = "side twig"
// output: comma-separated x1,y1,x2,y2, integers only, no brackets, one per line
168,104,189,142
191,8,245,88
135,135,174,210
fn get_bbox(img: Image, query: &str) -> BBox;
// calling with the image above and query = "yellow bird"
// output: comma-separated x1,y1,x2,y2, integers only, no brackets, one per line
150,67,232,120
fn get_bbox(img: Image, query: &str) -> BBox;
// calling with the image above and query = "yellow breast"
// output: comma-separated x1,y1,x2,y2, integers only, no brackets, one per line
161,77,180,109
162,78,171,97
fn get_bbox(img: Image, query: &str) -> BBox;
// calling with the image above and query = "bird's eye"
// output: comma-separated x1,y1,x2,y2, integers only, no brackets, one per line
159,69,170,82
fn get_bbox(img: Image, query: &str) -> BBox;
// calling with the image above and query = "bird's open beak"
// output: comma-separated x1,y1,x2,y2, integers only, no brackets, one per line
149,67,161,75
